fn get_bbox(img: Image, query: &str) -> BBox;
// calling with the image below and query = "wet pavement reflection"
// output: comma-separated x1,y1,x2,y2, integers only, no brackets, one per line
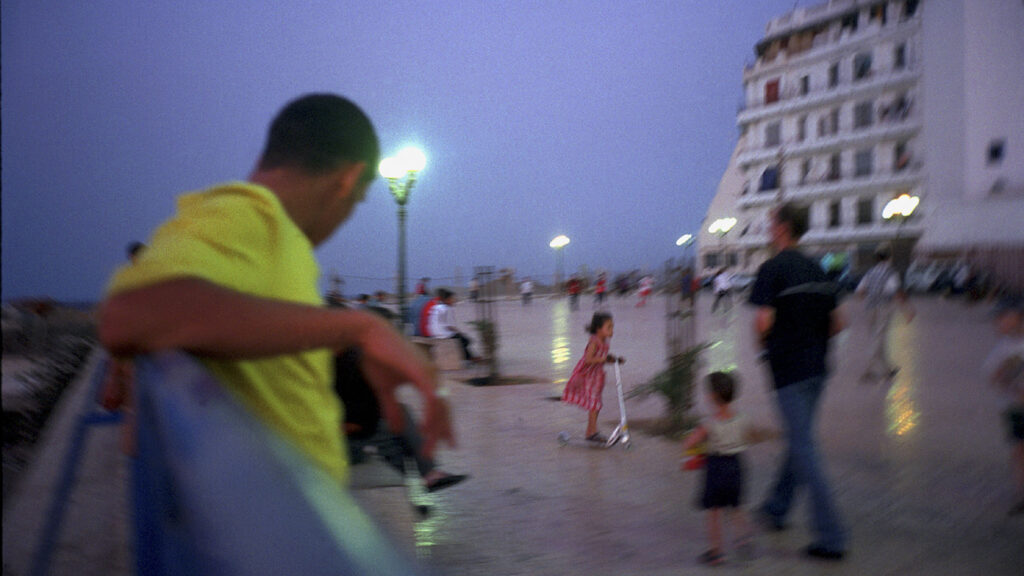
357,294,1021,575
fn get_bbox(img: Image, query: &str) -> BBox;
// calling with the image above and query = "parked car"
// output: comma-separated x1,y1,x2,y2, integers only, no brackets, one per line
905,262,950,293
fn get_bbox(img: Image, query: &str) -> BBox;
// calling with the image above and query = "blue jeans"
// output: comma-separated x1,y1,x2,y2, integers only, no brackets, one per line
764,375,846,551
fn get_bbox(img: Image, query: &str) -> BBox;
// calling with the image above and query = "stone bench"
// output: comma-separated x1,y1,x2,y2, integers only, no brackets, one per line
411,337,463,371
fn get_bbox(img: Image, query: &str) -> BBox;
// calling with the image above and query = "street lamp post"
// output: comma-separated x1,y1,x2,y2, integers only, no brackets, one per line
675,233,695,267
707,217,737,268
380,147,426,330
549,235,570,293
883,193,920,276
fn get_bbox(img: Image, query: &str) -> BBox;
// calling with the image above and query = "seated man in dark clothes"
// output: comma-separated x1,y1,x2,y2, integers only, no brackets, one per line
335,348,467,492
332,301,467,492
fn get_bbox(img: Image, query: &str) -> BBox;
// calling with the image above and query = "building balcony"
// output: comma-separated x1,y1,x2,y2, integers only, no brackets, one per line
802,219,925,246
726,220,924,255
738,66,920,128
737,166,923,210
744,8,921,83
737,113,921,169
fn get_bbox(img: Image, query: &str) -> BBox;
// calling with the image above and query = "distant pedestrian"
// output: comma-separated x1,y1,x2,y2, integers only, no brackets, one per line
567,275,582,311
749,202,847,561
711,267,733,313
427,289,479,363
680,267,696,308
681,371,768,566
520,277,534,306
415,277,430,296
595,273,608,307
637,275,654,307
855,245,914,382
561,312,623,442
983,296,1024,516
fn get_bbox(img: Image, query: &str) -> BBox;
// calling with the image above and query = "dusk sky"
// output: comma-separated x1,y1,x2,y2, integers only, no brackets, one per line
3,1,805,302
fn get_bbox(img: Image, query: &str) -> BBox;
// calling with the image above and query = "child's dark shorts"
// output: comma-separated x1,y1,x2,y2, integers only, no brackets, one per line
1006,405,1024,442
699,454,744,509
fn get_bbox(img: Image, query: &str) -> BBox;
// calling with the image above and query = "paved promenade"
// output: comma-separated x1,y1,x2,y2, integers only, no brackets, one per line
4,292,1022,575
368,292,1023,575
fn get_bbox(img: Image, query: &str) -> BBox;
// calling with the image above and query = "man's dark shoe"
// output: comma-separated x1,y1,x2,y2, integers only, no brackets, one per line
756,507,787,532
805,545,845,561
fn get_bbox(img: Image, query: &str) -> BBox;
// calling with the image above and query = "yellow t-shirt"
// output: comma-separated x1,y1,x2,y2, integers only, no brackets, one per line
106,182,348,482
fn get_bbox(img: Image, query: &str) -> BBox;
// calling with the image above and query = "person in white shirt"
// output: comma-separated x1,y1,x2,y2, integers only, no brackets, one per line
428,289,478,362
855,245,913,382
711,268,733,313
520,277,534,306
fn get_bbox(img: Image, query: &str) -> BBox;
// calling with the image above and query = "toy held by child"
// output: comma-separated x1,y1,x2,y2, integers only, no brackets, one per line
561,312,624,443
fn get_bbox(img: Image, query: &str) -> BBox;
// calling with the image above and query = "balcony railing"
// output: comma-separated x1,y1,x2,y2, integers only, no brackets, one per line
131,351,427,576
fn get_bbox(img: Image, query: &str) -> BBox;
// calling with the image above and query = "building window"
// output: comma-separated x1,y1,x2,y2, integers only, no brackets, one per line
857,198,874,225
870,3,887,25
853,52,872,81
894,43,906,70
828,153,841,181
797,115,807,142
801,158,812,184
988,139,1005,165
854,101,874,129
819,108,839,137
760,165,781,191
828,201,841,228
828,63,839,88
765,78,780,104
800,75,810,96
855,148,873,177
765,122,781,147
894,141,910,171
903,0,919,19
705,253,720,269
841,12,859,34
726,253,739,267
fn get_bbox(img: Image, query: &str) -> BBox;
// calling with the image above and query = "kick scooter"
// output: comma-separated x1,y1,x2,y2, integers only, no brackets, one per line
558,358,631,450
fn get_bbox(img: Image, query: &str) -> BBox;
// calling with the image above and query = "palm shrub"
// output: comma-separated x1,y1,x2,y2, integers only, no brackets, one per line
469,319,499,378
626,341,711,436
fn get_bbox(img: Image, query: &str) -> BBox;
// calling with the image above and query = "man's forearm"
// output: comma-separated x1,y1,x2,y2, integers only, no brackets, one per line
99,277,378,358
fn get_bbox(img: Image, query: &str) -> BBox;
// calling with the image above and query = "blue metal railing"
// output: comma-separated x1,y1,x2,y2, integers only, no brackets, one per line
31,350,429,575
131,351,428,576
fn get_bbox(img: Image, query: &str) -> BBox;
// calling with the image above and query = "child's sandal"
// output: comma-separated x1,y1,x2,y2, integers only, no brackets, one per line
697,549,725,566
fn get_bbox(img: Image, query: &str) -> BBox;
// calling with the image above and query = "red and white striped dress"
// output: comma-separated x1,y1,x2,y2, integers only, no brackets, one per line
561,335,609,412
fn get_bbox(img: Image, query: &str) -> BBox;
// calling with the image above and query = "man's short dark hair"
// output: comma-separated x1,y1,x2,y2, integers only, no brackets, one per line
437,288,454,300
126,241,146,260
707,371,738,403
774,202,810,240
258,94,379,183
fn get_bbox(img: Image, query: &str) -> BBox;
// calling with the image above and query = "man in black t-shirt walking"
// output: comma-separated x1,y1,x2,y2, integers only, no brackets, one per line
748,203,847,561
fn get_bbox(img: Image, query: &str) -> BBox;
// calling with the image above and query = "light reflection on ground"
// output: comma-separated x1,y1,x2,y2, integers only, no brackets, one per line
885,313,920,438
550,300,571,378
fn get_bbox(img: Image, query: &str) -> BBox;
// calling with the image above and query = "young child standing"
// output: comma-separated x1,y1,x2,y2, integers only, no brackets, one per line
984,296,1024,516
562,312,622,442
681,371,756,566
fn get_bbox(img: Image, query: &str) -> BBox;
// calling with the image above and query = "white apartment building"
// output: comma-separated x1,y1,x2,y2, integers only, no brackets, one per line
699,0,1024,288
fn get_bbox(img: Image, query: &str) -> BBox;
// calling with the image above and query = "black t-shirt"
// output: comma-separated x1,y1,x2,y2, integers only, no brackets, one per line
749,249,837,388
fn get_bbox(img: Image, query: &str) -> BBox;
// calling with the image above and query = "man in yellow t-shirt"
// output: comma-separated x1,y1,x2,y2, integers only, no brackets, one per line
99,94,454,483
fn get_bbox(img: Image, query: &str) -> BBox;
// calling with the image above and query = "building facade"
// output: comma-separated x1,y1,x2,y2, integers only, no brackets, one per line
699,0,1024,288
